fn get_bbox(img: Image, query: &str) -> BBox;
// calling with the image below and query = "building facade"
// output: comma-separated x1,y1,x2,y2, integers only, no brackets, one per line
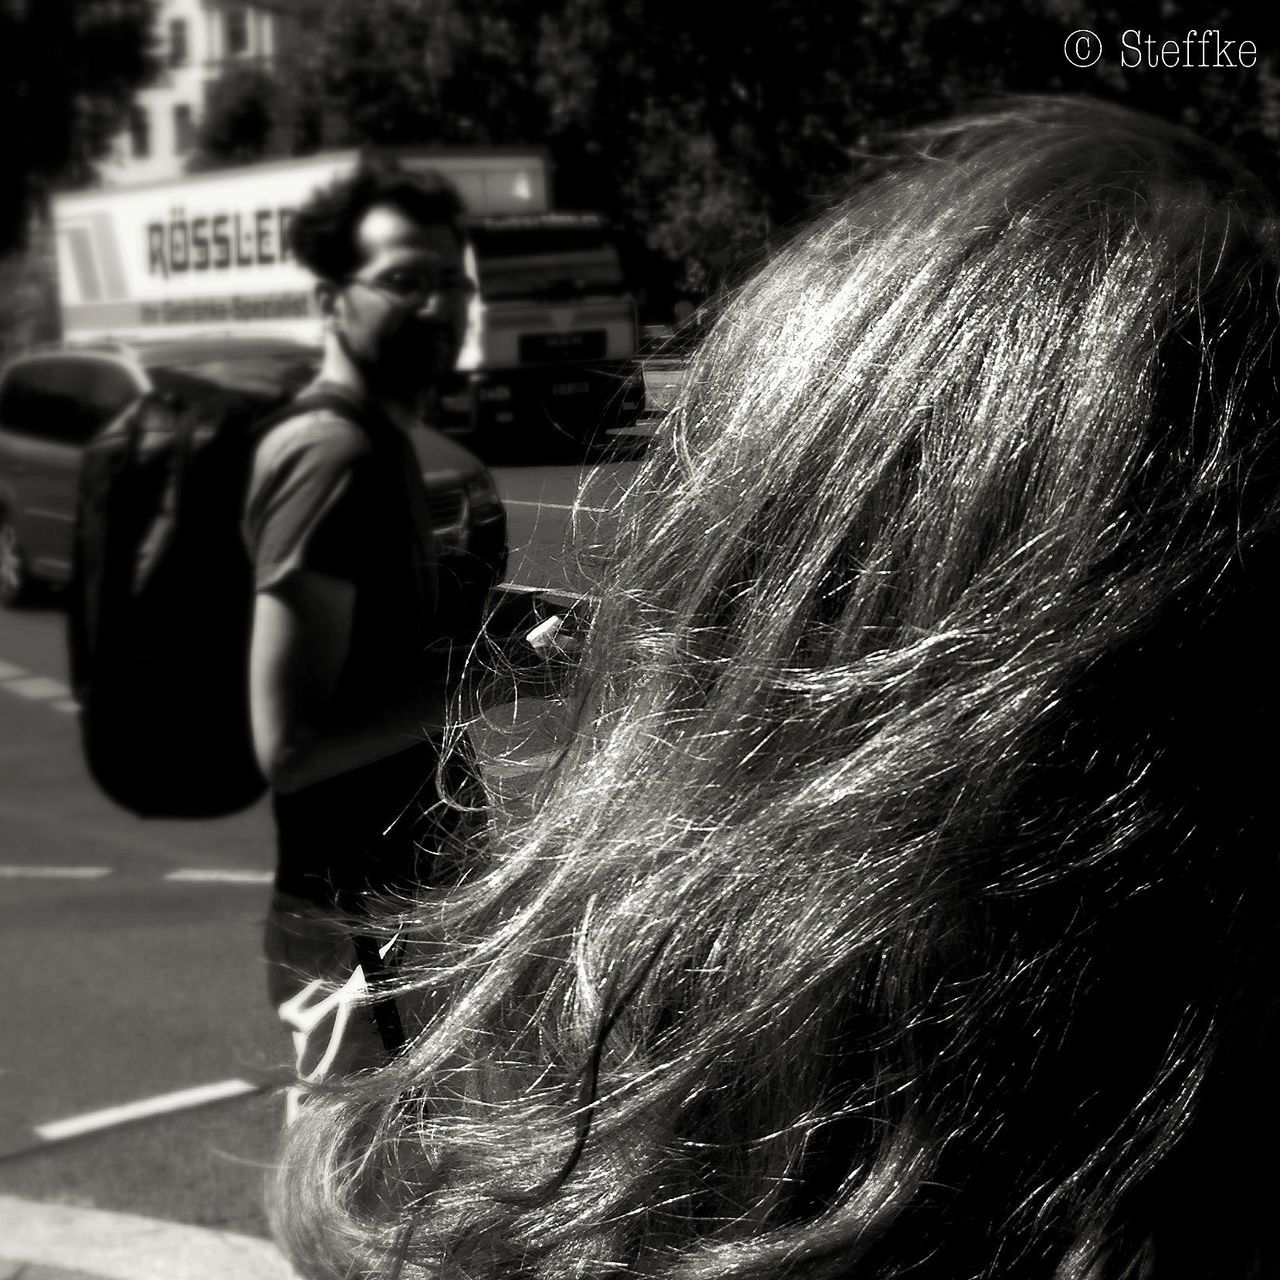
98,0,313,187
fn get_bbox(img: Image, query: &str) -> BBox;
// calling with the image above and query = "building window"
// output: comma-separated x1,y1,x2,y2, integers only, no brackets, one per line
225,7,249,56
168,18,188,66
129,107,150,158
173,104,195,154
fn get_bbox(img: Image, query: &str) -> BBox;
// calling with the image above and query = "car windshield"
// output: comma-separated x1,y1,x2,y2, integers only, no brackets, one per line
148,353,318,401
470,223,627,303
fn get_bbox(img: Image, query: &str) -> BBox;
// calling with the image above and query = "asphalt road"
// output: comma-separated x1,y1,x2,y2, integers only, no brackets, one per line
0,436,649,1243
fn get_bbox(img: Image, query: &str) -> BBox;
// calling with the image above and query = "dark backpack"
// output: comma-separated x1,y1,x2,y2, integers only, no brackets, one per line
67,386,370,819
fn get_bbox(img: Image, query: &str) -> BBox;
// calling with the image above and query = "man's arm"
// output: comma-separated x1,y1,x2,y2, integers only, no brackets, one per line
249,570,451,794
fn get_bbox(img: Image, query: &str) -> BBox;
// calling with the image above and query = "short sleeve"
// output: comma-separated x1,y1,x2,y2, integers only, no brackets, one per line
243,413,374,593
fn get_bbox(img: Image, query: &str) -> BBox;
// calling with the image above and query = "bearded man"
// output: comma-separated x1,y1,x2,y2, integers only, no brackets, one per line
243,163,482,1094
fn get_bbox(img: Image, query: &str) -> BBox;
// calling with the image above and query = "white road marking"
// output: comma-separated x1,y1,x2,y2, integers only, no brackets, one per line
0,660,24,680
499,581,592,604
489,766,555,782
0,863,281,886
2,675,71,701
33,1078,261,1143
502,499,609,514
164,868,274,885
609,420,659,436
0,865,112,880
0,1193,291,1280
484,749,562,774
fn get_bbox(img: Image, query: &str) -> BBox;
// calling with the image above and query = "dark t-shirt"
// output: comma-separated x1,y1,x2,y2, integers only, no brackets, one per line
243,382,475,906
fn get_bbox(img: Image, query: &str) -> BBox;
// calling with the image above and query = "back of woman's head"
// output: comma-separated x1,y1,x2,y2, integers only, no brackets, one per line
275,99,1280,1280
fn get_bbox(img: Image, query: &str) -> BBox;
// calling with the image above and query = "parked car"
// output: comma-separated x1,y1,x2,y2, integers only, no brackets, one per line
0,337,507,610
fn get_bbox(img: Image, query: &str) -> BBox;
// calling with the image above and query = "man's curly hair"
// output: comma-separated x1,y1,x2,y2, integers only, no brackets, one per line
289,158,466,281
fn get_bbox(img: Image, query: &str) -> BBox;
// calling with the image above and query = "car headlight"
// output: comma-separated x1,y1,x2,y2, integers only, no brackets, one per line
466,471,501,510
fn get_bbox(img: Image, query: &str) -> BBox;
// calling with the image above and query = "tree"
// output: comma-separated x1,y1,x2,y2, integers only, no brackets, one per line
0,0,156,252
0,223,59,362
192,66,285,170
210,0,1280,315
290,0,547,149
534,0,1280,309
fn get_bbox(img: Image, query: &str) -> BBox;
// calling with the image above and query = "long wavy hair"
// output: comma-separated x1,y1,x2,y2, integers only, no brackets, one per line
273,99,1280,1280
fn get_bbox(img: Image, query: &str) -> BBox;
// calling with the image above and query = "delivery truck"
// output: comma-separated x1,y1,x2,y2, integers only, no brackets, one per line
52,149,645,443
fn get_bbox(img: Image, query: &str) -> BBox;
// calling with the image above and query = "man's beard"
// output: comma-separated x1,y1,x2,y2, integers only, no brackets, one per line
342,320,459,399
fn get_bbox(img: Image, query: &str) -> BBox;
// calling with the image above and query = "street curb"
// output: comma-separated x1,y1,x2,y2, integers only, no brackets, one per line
0,1195,291,1280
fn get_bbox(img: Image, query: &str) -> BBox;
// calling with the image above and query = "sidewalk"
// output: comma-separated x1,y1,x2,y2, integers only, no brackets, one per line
0,1194,292,1280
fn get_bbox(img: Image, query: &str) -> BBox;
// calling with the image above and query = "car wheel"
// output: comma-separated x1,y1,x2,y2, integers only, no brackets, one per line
0,513,32,607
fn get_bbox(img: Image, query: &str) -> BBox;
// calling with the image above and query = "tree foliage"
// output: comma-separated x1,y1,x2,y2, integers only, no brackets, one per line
285,0,547,148
533,0,1280,303
1,0,156,252
191,0,1280,315
0,223,60,363
192,67,280,170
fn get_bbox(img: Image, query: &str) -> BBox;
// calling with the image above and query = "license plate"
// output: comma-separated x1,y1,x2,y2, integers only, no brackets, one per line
520,331,607,362
552,381,591,396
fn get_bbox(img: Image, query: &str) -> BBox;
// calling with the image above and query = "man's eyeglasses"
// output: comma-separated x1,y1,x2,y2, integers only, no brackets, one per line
343,269,477,307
